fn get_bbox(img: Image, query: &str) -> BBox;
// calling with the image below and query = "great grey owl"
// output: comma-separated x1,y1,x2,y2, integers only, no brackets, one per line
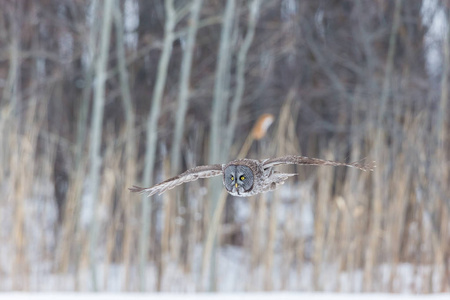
130,155,374,197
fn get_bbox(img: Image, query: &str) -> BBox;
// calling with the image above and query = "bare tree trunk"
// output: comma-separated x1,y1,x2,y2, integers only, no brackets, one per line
88,0,114,291
55,1,99,289
139,0,176,291
438,4,449,149
114,2,137,290
208,0,235,164
436,5,450,292
206,0,235,291
3,1,21,114
75,0,99,166
171,0,203,176
0,1,22,188
225,0,260,153
170,0,203,272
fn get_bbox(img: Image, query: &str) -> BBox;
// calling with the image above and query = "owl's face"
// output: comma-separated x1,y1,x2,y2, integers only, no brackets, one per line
223,164,254,196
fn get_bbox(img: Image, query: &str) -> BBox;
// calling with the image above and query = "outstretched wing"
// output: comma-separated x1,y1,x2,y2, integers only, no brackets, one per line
129,164,224,197
262,155,375,172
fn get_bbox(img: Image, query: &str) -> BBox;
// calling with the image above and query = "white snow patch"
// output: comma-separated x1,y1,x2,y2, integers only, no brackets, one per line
1,292,450,300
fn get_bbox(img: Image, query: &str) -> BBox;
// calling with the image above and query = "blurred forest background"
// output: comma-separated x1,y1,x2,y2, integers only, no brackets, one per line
0,0,449,293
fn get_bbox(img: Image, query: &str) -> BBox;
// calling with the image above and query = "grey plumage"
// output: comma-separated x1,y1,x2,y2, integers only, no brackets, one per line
130,155,374,197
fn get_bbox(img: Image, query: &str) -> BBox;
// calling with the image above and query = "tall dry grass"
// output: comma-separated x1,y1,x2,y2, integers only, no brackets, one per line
1,90,449,292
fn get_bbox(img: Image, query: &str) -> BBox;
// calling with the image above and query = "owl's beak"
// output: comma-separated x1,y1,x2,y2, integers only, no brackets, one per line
235,183,238,188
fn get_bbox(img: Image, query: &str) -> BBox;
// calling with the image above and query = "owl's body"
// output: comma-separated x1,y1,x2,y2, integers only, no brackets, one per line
222,158,294,196
130,155,374,198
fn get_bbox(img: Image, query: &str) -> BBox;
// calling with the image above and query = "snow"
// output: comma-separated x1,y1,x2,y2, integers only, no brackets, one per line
1,293,450,300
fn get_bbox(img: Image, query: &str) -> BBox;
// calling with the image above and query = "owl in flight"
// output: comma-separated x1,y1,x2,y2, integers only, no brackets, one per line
130,155,374,197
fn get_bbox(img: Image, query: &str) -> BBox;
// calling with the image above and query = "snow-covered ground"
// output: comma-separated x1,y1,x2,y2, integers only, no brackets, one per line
2,293,450,300
1,179,447,293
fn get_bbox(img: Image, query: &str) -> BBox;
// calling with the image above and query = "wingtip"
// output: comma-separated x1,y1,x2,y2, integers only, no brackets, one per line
354,160,376,172
129,185,145,193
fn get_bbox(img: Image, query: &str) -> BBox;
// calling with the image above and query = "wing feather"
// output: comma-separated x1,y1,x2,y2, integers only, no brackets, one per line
262,155,375,171
129,164,224,197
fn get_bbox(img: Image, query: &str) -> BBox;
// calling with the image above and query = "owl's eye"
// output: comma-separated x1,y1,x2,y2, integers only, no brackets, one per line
231,176,234,181
240,176,245,180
